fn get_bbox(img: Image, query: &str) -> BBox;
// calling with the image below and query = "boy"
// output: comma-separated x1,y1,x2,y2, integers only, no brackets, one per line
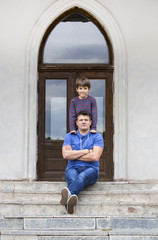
69,77,97,134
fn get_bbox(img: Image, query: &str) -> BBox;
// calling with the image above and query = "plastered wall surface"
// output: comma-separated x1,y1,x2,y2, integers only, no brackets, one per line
0,0,158,180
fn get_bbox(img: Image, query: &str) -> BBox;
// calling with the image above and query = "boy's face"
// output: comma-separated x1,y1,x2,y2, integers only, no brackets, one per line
76,86,90,99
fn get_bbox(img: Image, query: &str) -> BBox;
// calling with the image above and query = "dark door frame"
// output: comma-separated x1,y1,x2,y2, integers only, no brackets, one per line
37,65,114,181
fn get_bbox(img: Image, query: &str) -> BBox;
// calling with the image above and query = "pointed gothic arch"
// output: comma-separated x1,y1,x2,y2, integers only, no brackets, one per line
37,8,114,181
24,0,127,180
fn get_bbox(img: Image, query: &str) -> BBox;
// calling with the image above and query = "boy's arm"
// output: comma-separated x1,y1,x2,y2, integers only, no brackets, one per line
69,100,76,132
78,146,103,162
62,145,89,160
91,98,97,130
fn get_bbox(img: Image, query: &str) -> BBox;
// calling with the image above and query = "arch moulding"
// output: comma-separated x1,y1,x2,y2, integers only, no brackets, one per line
25,0,128,181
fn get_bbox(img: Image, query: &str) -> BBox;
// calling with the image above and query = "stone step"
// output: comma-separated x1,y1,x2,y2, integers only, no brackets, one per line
1,181,158,193
0,191,158,205
0,230,108,240
0,181,66,193
1,236,158,240
1,216,158,239
0,182,158,205
0,181,158,239
2,230,158,239
0,181,158,217
1,201,158,217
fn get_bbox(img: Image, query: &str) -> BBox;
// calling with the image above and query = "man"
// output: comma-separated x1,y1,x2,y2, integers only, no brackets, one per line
60,110,104,214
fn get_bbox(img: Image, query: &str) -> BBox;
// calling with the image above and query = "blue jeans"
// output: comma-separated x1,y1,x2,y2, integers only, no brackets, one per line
65,166,99,196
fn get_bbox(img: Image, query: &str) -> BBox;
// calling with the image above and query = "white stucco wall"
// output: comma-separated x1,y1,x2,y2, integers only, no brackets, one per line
0,0,56,179
105,0,158,179
102,0,158,180
0,0,158,180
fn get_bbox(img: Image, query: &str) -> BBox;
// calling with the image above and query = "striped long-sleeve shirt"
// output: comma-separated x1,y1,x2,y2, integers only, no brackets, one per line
69,95,97,132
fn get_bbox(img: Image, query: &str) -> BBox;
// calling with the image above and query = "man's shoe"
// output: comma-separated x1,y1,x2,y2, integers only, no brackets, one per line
67,194,78,214
60,187,69,206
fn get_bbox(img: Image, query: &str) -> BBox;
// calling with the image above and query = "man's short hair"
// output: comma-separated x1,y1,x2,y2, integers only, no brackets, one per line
76,111,92,121
76,77,91,89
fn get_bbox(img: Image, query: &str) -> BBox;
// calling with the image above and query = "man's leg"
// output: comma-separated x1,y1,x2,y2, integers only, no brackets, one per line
60,168,79,214
67,167,98,196
65,168,79,189
61,167,98,214
67,167,98,214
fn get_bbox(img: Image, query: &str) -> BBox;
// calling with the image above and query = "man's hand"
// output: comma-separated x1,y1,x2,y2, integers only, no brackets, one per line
90,129,97,133
78,146,103,162
62,145,103,162
62,145,88,160
70,130,77,134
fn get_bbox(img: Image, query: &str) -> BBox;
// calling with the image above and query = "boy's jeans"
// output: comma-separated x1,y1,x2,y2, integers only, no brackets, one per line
65,166,99,196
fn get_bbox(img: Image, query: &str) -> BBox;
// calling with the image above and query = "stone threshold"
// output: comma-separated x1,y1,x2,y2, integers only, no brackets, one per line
1,229,158,236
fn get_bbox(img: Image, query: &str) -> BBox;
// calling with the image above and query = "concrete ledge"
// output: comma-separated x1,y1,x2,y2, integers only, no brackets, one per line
1,230,108,236
38,237,107,240
5,214,158,219
97,218,158,230
0,218,23,229
1,235,158,240
1,229,158,237
1,236,38,240
0,181,158,192
110,237,158,240
24,218,95,230
1,202,158,217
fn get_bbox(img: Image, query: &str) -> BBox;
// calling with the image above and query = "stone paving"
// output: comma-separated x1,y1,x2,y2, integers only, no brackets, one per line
0,181,158,239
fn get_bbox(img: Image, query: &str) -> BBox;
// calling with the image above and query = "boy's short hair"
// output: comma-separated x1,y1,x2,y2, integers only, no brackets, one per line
76,110,92,121
76,77,91,89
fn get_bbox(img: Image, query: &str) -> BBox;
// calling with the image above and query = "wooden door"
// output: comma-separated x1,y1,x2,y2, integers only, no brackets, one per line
37,67,113,181
37,8,114,181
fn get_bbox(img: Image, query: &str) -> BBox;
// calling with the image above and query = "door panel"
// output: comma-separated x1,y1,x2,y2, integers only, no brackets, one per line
90,79,106,137
45,79,67,140
37,70,113,181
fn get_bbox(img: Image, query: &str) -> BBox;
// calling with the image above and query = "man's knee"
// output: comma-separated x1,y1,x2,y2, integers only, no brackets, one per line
65,169,78,183
80,167,98,179
79,168,98,185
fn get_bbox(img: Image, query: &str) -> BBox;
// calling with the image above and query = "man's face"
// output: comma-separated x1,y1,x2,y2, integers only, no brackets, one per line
76,115,92,132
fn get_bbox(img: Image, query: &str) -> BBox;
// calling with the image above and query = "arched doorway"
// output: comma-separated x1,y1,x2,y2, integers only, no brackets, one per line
37,8,114,181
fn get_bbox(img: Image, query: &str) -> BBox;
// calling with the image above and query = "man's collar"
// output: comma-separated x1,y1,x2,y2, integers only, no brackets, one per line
77,129,91,137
